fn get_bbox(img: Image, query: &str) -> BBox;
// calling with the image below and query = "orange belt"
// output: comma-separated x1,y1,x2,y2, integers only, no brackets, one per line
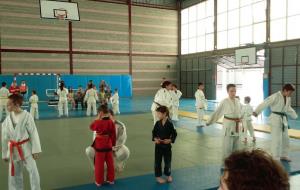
9,138,30,176
224,116,241,133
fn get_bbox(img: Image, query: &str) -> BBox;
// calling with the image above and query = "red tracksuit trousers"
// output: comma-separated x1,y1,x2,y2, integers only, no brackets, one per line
95,150,115,185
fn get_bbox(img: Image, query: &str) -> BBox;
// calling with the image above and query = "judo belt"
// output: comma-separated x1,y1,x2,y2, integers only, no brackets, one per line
272,111,289,132
9,138,30,176
224,116,241,133
94,134,112,152
94,148,112,152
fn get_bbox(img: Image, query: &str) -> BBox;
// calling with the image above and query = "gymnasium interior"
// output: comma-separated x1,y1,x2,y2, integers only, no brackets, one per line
1,0,300,189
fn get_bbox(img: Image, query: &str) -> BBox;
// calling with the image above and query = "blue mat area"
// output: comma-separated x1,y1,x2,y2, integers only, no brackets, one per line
59,165,222,190
21,97,155,120
59,153,300,190
61,75,132,97
18,97,300,130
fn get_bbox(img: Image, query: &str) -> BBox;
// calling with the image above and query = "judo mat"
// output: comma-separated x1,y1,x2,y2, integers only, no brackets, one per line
59,155,300,190
59,115,300,190
59,165,222,190
178,110,300,139
20,97,300,131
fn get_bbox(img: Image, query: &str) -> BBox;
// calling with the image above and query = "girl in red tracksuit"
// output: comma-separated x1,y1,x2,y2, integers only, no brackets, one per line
90,104,116,187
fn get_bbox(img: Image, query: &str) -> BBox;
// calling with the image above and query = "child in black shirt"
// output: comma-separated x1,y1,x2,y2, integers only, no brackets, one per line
152,106,177,184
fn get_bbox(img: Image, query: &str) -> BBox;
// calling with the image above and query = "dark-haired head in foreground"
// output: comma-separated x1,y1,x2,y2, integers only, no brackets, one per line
219,149,289,190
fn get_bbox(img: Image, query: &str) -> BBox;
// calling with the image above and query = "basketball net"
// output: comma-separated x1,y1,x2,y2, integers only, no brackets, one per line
56,14,66,20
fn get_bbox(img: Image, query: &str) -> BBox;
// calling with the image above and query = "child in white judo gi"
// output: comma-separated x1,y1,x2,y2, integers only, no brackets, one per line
206,84,243,160
170,84,182,121
2,94,42,190
84,84,99,116
0,82,10,121
57,82,69,117
29,90,39,120
253,84,298,161
195,83,207,127
151,81,173,124
241,96,255,143
111,89,120,115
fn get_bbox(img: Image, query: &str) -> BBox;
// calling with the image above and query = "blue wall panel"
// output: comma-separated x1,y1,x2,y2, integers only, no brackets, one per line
60,75,132,97
0,75,132,101
0,75,57,101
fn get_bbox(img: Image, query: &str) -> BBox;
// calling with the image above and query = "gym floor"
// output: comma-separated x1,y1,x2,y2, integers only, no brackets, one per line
1,98,300,190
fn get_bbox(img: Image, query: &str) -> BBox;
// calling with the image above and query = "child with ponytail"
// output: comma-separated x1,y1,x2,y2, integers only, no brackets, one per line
152,106,177,184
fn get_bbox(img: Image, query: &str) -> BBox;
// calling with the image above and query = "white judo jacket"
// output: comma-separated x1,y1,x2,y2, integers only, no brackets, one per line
195,89,207,110
0,87,10,106
170,90,182,107
111,93,119,105
241,103,253,121
151,88,172,111
84,88,98,103
254,91,298,127
2,110,42,161
57,88,69,102
207,98,242,136
29,95,39,108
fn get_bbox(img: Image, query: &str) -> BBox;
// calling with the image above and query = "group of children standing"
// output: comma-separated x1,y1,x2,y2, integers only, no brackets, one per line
1,93,128,189
151,79,298,184
151,81,182,124
0,81,39,121
207,83,297,163
151,80,180,184
55,80,120,118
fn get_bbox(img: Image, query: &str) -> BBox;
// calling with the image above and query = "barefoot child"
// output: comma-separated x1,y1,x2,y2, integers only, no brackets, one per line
111,89,120,115
206,84,243,160
151,81,173,124
29,90,39,120
152,106,177,184
253,84,297,161
2,94,42,190
170,84,182,121
0,82,10,121
90,104,116,187
195,83,207,127
241,96,255,143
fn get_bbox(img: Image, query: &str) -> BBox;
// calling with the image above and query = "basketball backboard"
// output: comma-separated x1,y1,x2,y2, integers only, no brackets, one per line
235,47,256,65
39,0,80,21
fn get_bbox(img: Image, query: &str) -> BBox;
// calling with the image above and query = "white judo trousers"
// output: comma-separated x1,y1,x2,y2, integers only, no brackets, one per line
170,90,182,121
111,93,120,115
85,89,98,116
255,91,298,160
2,111,42,190
151,88,172,124
85,120,129,171
0,87,10,120
195,89,207,126
57,88,69,117
241,104,255,139
29,95,39,120
207,98,242,160
9,156,40,190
